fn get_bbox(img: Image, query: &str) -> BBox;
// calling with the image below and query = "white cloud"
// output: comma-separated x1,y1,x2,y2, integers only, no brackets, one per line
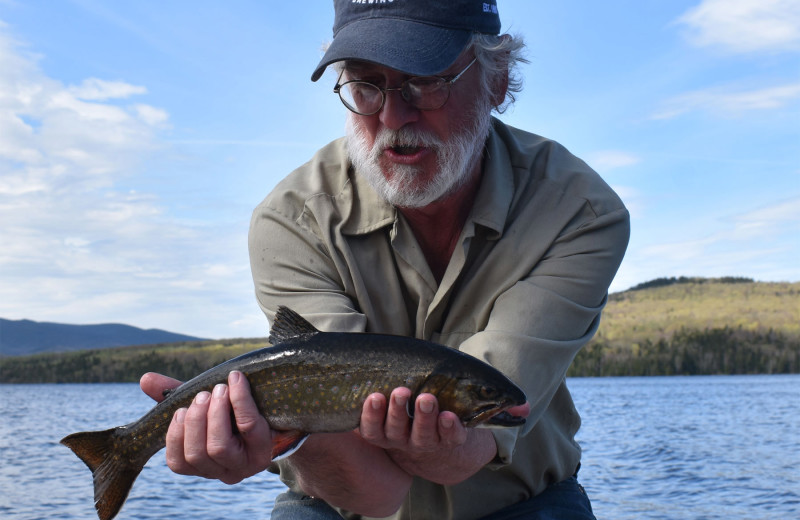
651,81,800,119
678,0,800,54
69,78,148,101
730,197,800,239
586,151,641,172
0,25,257,338
0,31,170,177
134,104,169,126
630,197,800,284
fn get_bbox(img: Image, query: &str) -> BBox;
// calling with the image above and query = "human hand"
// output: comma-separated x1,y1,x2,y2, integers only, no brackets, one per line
139,371,181,402
358,388,499,485
139,371,273,485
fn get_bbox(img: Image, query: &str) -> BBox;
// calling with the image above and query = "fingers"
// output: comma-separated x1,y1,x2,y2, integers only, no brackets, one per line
181,390,231,478
140,372,182,403
359,389,467,452
166,390,235,481
436,411,467,448
205,384,238,466
359,392,389,443
360,388,412,445
385,388,413,443
164,371,273,485
407,394,470,450
228,371,268,438
407,394,441,450
227,371,273,469
165,407,189,472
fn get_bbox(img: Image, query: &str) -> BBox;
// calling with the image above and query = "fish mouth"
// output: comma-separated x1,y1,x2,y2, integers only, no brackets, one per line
486,410,526,427
465,404,526,428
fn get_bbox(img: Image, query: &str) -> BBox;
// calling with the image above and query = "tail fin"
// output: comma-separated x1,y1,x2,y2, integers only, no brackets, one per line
61,428,142,520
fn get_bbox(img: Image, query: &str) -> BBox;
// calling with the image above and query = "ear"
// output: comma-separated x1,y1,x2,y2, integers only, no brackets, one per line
489,34,511,108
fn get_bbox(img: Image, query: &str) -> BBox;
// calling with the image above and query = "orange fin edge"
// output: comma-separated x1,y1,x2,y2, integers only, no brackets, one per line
270,430,309,461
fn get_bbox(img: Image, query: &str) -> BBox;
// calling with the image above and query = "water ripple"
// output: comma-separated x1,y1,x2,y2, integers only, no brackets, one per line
569,374,800,519
2,376,798,519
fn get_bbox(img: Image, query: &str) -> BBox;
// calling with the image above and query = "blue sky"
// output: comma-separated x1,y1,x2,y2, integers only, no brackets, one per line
1,0,798,339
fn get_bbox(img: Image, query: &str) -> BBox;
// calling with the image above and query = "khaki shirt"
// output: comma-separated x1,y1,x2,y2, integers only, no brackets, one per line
248,118,630,519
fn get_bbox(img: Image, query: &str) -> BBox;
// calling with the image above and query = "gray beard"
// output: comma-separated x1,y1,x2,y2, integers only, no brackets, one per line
345,101,492,208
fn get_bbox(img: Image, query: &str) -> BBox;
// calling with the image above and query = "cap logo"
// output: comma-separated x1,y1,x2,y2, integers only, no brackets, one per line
483,3,498,14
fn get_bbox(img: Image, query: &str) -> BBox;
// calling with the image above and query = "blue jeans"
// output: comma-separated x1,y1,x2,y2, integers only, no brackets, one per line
481,476,596,520
270,476,596,520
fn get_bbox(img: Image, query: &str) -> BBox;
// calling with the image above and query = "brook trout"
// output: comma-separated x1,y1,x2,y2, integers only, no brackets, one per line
62,306,527,520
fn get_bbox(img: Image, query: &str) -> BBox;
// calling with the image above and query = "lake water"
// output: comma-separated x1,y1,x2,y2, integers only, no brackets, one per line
1,375,798,519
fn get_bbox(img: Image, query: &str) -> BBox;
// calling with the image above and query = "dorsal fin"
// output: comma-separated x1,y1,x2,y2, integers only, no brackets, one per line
269,306,319,345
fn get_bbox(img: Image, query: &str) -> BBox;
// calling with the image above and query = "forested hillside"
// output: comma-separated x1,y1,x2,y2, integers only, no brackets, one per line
0,339,265,383
567,278,799,376
1,278,798,383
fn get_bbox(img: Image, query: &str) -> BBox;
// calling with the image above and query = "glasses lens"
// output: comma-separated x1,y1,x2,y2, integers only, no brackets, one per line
403,77,449,110
339,82,383,115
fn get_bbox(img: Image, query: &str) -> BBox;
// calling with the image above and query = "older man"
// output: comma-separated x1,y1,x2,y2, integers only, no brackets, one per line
141,1,630,518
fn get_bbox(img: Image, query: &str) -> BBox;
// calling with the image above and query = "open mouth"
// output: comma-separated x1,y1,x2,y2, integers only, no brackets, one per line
391,145,422,156
465,404,503,427
486,410,526,426
466,404,526,428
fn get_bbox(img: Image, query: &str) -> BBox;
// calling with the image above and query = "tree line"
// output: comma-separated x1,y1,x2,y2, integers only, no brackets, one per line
568,326,799,377
625,276,755,292
2,325,798,383
0,341,261,384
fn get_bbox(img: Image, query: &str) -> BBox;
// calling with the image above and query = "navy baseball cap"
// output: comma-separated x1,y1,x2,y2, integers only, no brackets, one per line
311,0,501,81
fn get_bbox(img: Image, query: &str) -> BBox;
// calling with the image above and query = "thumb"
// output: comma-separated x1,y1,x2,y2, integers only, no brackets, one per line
140,372,182,403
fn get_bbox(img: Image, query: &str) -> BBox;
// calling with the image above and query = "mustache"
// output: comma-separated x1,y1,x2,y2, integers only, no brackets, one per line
370,126,442,155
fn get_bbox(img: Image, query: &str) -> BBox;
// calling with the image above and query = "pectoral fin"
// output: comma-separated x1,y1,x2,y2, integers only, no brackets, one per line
270,430,309,461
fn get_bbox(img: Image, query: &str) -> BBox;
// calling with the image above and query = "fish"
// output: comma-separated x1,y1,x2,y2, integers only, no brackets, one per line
61,306,527,520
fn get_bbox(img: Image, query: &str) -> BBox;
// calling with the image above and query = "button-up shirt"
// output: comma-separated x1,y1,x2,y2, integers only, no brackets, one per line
248,118,630,519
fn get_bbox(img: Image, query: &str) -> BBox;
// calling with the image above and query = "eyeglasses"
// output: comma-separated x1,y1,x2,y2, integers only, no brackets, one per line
333,58,477,116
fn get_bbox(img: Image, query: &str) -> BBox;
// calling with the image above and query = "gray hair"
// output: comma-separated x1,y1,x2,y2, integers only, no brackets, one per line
470,33,528,113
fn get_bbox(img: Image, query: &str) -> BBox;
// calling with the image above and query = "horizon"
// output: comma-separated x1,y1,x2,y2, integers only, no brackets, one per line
3,277,794,339
1,1,798,339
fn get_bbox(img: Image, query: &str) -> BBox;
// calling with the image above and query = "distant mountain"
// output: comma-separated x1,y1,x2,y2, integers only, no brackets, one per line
0,318,207,357
1,278,798,383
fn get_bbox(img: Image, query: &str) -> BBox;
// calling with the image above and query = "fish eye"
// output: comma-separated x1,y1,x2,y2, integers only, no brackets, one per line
478,385,498,399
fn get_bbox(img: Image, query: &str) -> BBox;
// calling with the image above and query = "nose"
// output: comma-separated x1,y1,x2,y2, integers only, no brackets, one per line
378,89,419,130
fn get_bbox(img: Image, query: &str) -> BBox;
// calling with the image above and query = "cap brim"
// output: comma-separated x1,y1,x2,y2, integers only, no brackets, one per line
311,18,472,82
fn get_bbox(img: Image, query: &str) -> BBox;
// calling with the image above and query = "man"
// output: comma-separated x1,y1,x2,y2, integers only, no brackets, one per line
141,1,630,518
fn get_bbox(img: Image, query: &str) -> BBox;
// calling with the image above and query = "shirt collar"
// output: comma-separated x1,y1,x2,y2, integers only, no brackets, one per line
340,117,515,239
